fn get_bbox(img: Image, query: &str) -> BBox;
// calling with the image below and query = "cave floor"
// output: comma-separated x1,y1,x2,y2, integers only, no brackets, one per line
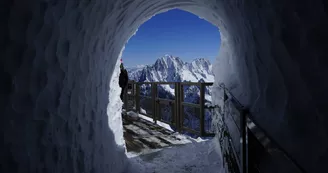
123,112,224,173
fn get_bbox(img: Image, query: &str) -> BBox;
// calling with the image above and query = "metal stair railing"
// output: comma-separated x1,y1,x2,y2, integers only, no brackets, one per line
219,83,306,173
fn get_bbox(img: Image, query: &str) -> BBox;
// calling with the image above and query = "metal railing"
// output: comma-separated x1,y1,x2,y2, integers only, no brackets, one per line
123,81,215,137
123,81,306,173
218,84,306,173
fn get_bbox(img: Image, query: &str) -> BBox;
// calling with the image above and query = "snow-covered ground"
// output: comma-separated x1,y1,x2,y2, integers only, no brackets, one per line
124,138,224,173
137,113,175,132
123,111,224,173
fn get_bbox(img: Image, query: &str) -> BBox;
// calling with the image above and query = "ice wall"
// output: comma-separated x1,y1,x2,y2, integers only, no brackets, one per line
107,50,125,147
2,0,328,173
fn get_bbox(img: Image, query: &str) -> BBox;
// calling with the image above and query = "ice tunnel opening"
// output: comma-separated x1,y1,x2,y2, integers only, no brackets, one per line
108,6,226,153
115,8,222,154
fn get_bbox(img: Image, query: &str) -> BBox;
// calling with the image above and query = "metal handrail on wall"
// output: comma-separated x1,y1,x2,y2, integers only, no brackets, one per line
124,81,215,137
219,84,306,173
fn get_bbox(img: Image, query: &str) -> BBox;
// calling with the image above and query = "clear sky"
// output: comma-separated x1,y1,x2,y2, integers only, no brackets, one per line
122,9,221,68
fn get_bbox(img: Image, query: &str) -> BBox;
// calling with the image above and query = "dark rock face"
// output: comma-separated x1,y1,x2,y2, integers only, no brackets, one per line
1,0,327,173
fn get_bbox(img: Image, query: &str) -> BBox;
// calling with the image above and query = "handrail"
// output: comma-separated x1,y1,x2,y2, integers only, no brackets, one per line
246,115,307,173
137,81,213,86
137,81,177,85
156,98,175,104
181,102,201,108
219,83,306,173
140,95,152,99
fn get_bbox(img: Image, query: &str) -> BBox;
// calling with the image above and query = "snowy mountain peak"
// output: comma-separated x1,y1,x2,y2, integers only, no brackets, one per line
154,55,184,73
188,58,213,76
127,55,214,107
191,58,210,66
127,55,214,83
164,54,172,58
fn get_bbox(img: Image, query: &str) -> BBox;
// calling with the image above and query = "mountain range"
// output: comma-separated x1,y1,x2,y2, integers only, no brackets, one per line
126,55,215,135
127,54,214,83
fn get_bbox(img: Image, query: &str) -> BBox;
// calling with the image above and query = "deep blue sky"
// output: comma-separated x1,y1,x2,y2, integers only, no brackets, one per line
122,9,221,68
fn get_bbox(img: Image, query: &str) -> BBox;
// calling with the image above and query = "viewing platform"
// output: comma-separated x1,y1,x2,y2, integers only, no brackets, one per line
123,81,307,173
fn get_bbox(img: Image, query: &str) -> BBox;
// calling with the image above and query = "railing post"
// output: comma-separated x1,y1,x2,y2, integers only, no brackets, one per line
152,83,157,123
170,101,174,125
179,83,184,132
174,83,178,130
131,80,134,95
131,81,134,111
124,84,128,112
156,86,160,121
199,83,205,136
155,83,158,122
136,83,140,113
240,108,248,173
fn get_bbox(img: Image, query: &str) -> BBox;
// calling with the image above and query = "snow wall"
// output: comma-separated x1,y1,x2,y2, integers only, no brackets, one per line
2,0,328,173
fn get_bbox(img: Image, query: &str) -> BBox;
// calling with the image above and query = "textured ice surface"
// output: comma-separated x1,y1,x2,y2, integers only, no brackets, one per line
2,0,328,173
108,57,125,147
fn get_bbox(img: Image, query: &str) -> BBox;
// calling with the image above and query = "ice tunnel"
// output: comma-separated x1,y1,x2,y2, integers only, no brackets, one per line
2,0,328,173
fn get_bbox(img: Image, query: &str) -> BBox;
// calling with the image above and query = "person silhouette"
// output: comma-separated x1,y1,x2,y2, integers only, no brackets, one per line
119,59,129,102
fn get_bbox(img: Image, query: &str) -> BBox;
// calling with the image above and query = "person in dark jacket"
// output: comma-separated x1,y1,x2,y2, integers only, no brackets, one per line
119,61,129,101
